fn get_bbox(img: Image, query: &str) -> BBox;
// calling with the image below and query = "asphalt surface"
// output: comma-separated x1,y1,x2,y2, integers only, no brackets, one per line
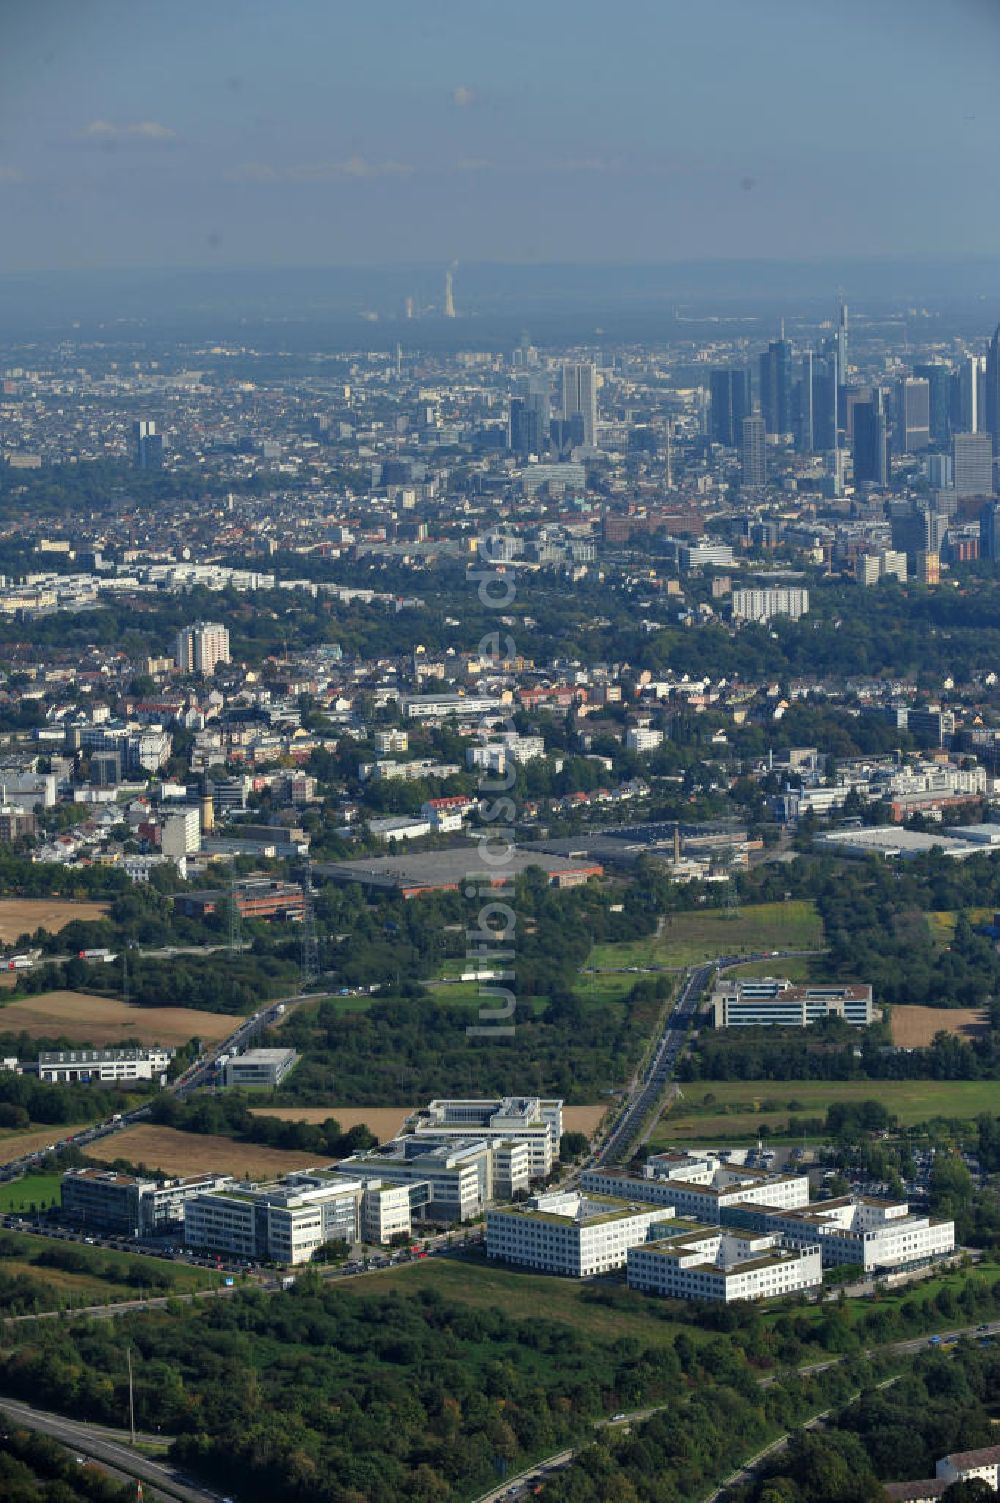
0,1396,224,1503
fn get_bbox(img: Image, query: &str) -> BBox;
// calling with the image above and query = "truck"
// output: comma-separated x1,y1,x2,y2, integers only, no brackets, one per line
78,949,117,964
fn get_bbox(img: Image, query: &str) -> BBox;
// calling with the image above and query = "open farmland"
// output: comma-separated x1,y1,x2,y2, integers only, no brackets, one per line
251,1106,412,1140
0,1123,96,1166
88,1123,327,1178
652,1078,1000,1144
890,1004,990,1047
0,899,110,944
0,990,234,1047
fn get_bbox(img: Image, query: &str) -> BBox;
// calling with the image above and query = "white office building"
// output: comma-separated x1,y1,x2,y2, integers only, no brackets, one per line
582,1154,810,1223
406,1097,563,1178
486,1191,672,1278
737,1196,955,1273
222,1047,299,1089
626,727,664,754
628,1228,822,1303
711,978,875,1028
39,1046,174,1083
184,1170,362,1264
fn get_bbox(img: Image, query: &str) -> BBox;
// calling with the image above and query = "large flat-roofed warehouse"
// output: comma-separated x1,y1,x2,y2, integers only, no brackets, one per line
314,847,603,898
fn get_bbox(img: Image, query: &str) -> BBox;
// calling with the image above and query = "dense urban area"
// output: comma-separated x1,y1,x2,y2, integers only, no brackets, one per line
0,279,996,1503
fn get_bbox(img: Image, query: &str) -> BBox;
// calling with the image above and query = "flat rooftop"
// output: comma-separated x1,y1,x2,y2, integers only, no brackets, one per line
315,846,603,894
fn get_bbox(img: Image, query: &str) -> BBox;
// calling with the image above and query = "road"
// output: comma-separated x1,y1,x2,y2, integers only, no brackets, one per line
596,962,714,1165
471,1323,1000,1503
0,1396,225,1503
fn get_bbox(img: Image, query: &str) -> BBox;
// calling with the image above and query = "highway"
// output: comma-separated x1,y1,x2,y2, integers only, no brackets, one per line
596,962,714,1165
0,1396,225,1503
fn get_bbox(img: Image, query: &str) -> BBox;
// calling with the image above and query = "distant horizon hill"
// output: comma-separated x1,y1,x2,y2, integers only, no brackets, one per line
0,256,997,349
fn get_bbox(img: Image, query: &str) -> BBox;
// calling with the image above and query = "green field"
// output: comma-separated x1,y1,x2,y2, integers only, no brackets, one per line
339,1250,709,1347
653,1078,1000,1144
0,1174,61,1212
589,900,824,972
726,955,813,982
0,1225,221,1311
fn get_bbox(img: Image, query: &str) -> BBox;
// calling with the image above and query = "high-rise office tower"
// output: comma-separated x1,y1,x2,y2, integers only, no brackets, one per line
759,330,793,436
952,355,982,434
894,378,931,453
133,419,163,470
837,301,848,385
443,267,456,319
914,362,952,445
509,390,549,456
741,414,767,489
985,325,1000,457
175,622,231,676
812,353,839,452
709,368,752,446
560,362,597,447
980,500,1000,563
853,391,889,486
953,432,995,498
794,351,815,453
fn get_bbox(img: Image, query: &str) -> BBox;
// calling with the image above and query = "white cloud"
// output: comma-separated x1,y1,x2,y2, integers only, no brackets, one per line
230,156,413,183
80,120,178,143
451,85,476,108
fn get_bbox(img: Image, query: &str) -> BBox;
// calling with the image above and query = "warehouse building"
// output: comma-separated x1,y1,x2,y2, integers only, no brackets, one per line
628,1228,822,1303
314,847,602,899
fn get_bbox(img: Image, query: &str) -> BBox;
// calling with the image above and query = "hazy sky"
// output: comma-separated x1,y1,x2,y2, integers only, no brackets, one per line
1,0,999,272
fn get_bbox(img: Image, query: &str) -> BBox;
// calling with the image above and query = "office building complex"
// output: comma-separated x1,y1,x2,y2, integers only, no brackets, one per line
184,1171,363,1264
726,1196,955,1274
338,1136,507,1222
174,621,231,676
583,1154,810,1222
509,390,549,456
61,1168,230,1236
740,414,767,489
711,977,875,1027
486,1191,671,1278
914,362,952,445
628,1228,822,1303
405,1097,563,1177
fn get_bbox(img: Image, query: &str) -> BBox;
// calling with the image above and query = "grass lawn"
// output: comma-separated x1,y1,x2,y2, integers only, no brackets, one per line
927,909,994,946
0,1225,221,1310
0,1174,62,1212
338,1250,708,1348
653,1078,1000,1144
589,901,824,973
726,956,813,982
